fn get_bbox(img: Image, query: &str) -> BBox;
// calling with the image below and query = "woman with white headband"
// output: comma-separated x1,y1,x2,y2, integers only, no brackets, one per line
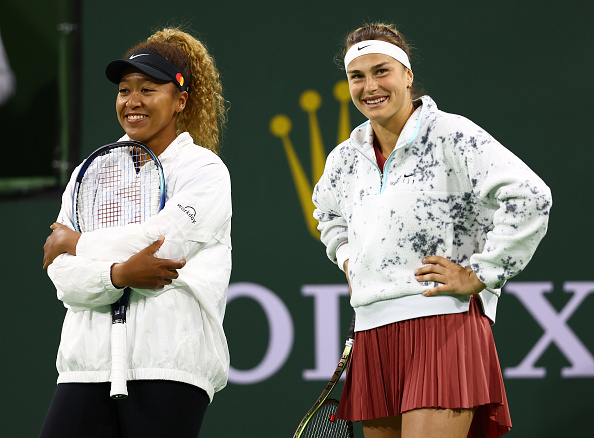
313,23,551,438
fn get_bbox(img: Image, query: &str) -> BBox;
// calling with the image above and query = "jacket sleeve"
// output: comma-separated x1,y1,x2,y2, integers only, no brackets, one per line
47,165,126,309
49,158,232,308
462,123,552,289
312,151,350,271
48,254,124,309
76,160,231,261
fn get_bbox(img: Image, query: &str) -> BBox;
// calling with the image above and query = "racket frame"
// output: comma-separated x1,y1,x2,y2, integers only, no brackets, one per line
71,141,166,399
72,141,166,233
293,314,356,438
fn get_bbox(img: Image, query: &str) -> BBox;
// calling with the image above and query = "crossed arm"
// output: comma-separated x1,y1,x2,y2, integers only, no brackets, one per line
43,222,184,290
43,157,230,297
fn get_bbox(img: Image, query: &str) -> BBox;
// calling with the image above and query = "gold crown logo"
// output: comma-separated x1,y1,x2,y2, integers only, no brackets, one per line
269,80,352,239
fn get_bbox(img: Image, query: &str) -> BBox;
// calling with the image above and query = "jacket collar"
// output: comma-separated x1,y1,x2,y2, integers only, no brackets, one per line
350,95,436,156
118,132,193,162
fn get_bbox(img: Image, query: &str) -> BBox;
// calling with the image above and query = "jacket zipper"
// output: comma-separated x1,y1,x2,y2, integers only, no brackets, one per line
355,148,397,195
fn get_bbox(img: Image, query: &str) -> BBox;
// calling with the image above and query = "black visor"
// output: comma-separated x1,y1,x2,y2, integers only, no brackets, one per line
105,49,188,92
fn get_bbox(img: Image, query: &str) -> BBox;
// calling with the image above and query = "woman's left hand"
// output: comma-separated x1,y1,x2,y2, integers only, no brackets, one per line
43,223,81,270
415,255,486,297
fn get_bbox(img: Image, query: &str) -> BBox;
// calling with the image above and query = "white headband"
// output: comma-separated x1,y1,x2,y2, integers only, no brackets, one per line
344,40,412,71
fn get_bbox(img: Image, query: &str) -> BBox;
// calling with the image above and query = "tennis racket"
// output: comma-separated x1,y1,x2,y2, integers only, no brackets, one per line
293,314,356,438
72,140,166,399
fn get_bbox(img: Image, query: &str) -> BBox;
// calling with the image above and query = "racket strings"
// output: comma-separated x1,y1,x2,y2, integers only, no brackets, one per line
71,142,166,400
96,161,140,227
77,147,162,232
301,401,353,438
130,146,152,173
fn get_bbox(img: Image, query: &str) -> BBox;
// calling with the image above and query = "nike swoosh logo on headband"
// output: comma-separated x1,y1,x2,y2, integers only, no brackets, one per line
129,54,149,59
358,44,371,51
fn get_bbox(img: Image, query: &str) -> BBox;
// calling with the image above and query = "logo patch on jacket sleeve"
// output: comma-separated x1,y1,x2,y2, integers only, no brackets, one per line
177,204,197,224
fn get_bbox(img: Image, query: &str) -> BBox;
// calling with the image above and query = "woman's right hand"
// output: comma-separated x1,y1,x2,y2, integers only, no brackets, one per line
110,237,186,289
344,259,352,296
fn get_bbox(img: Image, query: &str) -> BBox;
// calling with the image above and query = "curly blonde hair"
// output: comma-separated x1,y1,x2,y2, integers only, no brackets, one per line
127,28,227,154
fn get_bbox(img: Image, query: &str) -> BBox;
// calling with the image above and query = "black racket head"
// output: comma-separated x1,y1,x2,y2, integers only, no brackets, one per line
294,314,356,438
72,141,165,233
299,398,354,438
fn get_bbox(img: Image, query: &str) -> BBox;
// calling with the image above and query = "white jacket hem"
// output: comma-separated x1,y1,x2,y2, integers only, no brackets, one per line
56,368,220,402
355,293,471,331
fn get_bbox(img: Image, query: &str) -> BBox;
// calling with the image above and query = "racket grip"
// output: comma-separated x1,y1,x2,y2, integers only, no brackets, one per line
347,313,356,344
110,322,128,399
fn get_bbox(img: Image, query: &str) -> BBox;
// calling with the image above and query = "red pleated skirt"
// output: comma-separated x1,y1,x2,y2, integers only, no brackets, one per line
337,296,512,437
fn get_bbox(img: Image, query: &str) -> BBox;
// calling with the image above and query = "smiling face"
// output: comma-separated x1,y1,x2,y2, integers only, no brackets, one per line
346,52,414,132
116,69,187,155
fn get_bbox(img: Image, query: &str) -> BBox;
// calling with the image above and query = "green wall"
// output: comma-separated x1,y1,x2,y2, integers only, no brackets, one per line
1,0,593,436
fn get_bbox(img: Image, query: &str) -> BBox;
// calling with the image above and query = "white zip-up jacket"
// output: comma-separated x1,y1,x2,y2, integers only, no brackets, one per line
47,132,231,401
313,96,551,331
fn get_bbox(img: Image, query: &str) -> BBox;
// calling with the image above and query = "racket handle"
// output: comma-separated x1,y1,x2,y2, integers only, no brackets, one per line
109,322,128,399
346,313,356,345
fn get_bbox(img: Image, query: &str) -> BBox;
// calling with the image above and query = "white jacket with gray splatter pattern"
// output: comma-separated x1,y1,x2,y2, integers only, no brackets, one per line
313,96,551,331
